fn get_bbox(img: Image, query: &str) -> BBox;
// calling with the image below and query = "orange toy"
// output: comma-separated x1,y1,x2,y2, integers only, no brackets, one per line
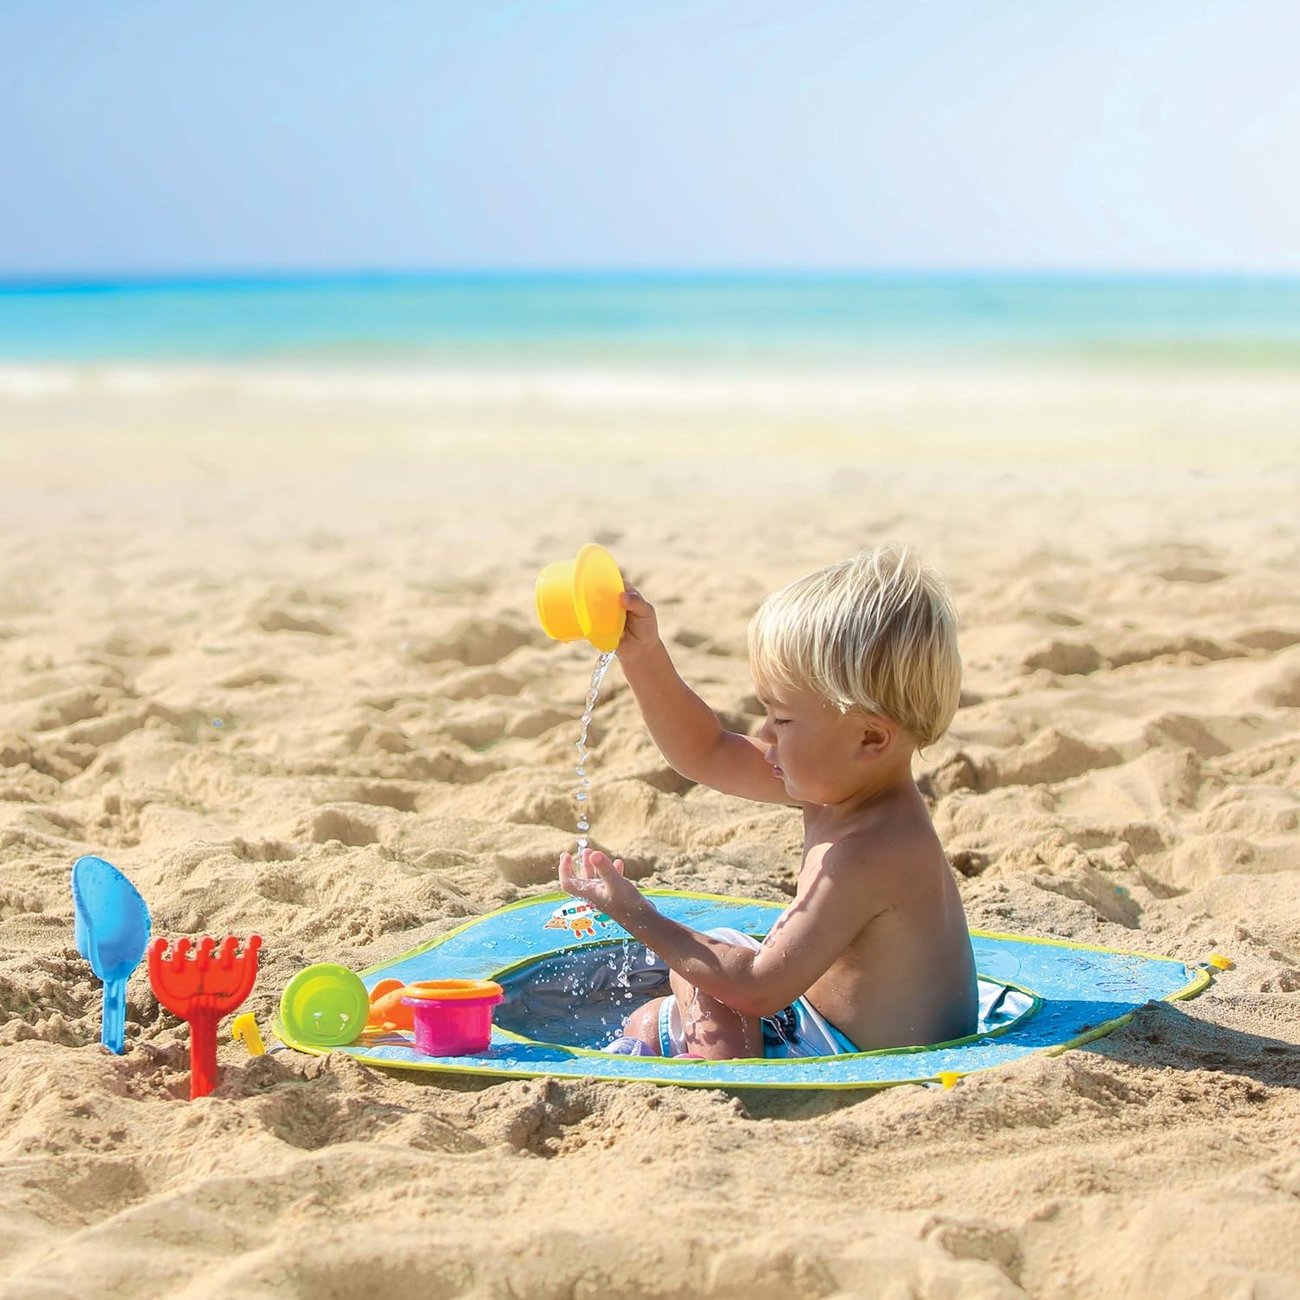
366,978,412,1031
367,979,483,1032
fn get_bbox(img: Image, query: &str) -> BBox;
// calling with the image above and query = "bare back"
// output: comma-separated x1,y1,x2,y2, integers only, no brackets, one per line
786,786,978,1051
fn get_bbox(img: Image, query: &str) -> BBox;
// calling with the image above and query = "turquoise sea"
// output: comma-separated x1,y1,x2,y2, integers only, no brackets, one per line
1,273,1299,368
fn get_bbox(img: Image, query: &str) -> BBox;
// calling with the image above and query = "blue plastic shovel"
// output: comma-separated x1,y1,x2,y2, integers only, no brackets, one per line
71,855,151,1055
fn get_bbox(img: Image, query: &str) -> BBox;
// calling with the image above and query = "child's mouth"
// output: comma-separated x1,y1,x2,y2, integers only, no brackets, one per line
772,766,784,779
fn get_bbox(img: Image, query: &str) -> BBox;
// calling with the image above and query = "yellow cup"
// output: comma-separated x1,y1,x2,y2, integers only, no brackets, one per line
535,543,626,653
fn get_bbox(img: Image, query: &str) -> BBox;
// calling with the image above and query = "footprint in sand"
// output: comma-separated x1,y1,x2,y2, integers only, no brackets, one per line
437,710,510,749
434,667,525,701
18,686,116,732
249,587,344,636
218,668,287,689
391,748,503,785
93,633,172,659
1254,648,1300,708
921,1220,1022,1279
671,628,711,649
340,722,414,756
1141,713,1233,758
0,735,87,782
505,707,575,741
253,607,336,636
1021,641,1104,676
406,614,535,668
338,782,419,813
64,706,157,748
22,807,85,841
1106,633,1242,670
305,808,379,847
1212,735,1300,782
987,728,1122,788
1036,609,1085,628
0,768,62,803
1236,628,1300,653
230,836,298,863
1155,564,1228,584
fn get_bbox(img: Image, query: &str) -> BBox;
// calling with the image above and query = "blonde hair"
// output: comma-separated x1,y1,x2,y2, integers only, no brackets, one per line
747,543,961,748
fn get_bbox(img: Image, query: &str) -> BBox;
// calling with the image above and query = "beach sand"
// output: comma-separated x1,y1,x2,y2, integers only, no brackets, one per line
0,363,1297,1298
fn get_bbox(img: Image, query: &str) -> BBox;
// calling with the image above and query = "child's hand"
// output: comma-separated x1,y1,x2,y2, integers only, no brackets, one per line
559,849,642,922
616,586,662,663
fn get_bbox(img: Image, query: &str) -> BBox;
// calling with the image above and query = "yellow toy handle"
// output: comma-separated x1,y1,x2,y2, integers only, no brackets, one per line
231,1011,266,1056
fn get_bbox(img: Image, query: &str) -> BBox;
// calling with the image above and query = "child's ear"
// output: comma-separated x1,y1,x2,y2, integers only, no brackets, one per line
858,715,897,757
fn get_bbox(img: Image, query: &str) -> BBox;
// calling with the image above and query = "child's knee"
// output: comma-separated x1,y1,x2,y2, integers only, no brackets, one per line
623,996,667,1053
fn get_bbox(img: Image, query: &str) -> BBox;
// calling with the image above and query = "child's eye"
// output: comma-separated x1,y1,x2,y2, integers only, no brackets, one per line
774,717,791,726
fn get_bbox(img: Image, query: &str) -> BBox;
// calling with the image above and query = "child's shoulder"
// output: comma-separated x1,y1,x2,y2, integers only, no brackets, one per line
821,790,943,877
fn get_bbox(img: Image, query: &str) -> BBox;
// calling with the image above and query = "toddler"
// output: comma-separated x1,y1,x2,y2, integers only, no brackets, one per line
559,543,978,1059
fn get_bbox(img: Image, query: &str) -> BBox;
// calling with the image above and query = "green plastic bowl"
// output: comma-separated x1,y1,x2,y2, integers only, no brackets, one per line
279,962,369,1047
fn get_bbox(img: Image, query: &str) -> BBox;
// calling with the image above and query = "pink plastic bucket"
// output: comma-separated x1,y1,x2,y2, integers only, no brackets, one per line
400,980,504,1056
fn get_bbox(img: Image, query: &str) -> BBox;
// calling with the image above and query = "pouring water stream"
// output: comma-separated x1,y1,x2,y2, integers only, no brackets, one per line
573,650,615,859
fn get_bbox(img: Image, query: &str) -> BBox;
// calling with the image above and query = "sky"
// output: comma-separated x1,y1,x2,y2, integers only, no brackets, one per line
1,0,1298,278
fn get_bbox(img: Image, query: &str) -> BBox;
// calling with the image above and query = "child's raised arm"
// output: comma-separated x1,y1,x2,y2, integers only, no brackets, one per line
616,588,793,805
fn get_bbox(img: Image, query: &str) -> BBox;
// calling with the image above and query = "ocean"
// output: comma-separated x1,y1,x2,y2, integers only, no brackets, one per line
1,272,1299,369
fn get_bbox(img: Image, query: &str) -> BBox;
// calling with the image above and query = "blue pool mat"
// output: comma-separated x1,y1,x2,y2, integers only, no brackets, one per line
271,890,1211,1090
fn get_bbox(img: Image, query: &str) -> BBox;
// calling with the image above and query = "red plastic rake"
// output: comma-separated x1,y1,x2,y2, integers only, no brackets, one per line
149,935,262,1099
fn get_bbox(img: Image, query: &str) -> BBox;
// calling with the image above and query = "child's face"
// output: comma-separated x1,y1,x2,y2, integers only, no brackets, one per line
754,682,875,806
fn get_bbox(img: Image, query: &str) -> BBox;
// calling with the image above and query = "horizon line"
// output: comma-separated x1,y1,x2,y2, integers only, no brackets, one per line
4,264,1300,294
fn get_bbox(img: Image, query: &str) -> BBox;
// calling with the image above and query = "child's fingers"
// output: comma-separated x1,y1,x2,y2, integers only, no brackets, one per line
566,850,598,886
587,850,626,879
558,852,578,890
